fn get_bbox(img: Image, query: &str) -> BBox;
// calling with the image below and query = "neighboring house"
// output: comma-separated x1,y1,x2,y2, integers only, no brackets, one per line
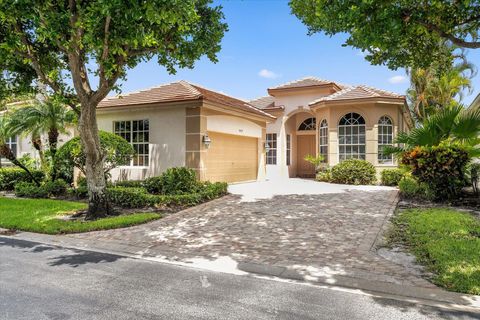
469,92,480,110
249,77,413,179
4,77,412,183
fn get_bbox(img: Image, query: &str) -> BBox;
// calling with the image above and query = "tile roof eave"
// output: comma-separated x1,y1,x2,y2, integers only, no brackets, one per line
309,96,406,108
97,96,203,109
267,83,336,94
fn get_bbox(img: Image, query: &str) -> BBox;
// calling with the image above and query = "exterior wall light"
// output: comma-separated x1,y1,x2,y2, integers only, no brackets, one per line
264,143,271,153
203,134,212,149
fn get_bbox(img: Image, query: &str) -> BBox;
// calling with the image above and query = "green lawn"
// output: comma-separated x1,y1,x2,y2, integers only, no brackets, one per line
388,208,480,295
0,197,161,235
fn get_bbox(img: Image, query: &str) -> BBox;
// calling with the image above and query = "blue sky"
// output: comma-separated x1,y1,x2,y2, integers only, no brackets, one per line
117,0,480,105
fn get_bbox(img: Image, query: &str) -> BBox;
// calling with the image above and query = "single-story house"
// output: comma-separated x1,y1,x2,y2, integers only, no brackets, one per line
3,77,412,183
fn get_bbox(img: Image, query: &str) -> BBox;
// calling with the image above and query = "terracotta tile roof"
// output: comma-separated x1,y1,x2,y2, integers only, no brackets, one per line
98,81,275,119
309,85,405,105
269,76,348,91
249,96,276,109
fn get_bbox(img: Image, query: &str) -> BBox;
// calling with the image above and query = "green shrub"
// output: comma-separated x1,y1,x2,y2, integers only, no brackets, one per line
198,181,228,200
330,159,376,185
56,131,135,176
0,168,45,191
398,176,434,200
316,168,332,182
142,176,163,194
107,187,157,208
402,143,469,200
43,179,68,196
15,182,49,198
107,181,228,208
114,180,144,188
144,167,199,195
381,168,404,186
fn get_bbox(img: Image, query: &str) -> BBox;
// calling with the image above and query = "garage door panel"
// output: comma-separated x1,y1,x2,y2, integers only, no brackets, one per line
204,132,258,183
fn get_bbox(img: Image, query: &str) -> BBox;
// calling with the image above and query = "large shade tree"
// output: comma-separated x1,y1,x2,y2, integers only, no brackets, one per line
290,0,480,69
0,0,227,219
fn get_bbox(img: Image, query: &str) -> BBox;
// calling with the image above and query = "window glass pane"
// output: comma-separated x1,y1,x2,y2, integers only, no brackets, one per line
338,113,366,162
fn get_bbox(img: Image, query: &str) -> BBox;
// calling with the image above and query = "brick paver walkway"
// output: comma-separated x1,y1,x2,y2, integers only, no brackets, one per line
66,189,434,288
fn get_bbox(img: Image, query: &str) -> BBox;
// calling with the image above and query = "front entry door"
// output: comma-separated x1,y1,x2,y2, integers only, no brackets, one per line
297,135,316,177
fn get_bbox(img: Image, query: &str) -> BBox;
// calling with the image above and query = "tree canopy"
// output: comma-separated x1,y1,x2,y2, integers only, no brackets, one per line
290,0,480,69
0,0,228,218
56,131,135,176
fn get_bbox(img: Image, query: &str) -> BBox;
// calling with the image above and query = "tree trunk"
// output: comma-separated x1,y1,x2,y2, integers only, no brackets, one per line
77,101,112,220
31,135,47,172
48,128,59,180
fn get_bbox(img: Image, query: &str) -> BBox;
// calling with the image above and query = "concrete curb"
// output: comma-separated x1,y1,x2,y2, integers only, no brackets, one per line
2,231,479,313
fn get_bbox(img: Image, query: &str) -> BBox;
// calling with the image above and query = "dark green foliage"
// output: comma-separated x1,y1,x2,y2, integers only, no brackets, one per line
141,177,163,195
15,179,69,198
114,180,144,188
290,0,478,69
0,168,45,191
401,144,469,199
43,179,68,197
381,169,405,186
56,131,135,175
107,181,228,208
330,159,376,185
144,167,199,195
398,176,432,200
15,182,49,198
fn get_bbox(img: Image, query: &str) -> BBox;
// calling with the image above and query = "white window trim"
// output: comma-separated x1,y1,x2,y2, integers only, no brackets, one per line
266,133,277,165
338,113,366,162
113,119,150,167
377,116,394,165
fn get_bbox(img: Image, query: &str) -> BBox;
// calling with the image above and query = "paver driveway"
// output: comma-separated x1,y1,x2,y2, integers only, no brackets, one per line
66,179,433,288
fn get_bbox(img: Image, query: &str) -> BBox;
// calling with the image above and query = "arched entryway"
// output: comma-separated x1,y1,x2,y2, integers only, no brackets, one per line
296,117,316,177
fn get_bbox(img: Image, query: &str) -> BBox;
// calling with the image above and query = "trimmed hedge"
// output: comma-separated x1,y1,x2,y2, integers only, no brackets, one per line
15,182,49,198
144,167,199,195
107,181,228,208
0,168,45,191
330,159,376,185
14,179,69,198
381,168,404,186
113,180,144,188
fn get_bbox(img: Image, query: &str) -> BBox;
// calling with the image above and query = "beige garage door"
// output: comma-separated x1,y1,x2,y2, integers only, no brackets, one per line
204,132,258,183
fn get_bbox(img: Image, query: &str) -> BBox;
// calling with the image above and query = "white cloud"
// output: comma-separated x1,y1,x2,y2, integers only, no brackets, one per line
388,75,407,84
258,69,280,79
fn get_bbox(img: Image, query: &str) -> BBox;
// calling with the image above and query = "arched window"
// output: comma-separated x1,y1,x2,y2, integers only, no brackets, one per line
378,116,393,164
298,117,316,130
319,119,328,162
338,113,366,161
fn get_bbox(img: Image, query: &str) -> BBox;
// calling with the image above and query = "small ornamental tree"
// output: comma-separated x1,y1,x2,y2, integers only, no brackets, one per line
56,131,135,181
0,1,227,218
290,0,480,69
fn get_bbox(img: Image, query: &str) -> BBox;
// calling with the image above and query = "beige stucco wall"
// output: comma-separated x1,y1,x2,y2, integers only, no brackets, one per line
2,129,73,167
266,86,407,179
97,105,187,181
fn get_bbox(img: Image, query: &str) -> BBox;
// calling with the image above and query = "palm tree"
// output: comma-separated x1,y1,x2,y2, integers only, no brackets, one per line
407,55,475,122
0,115,40,185
387,105,480,157
10,98,76,179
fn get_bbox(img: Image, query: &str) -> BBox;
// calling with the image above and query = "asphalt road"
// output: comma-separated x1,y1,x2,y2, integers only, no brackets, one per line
0,237,477,320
